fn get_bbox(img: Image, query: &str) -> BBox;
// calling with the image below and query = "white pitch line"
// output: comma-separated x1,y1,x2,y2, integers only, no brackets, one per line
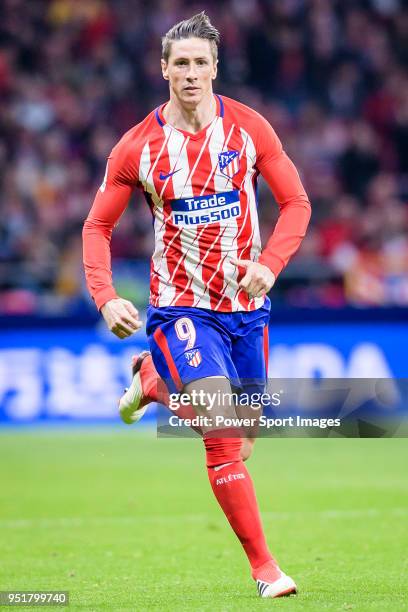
0,508,407,529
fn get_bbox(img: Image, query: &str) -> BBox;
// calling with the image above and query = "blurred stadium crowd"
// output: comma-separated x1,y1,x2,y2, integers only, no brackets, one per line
0,0,407,314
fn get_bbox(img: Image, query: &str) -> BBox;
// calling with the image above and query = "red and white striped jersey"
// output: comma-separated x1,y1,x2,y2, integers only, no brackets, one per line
83,94,311,312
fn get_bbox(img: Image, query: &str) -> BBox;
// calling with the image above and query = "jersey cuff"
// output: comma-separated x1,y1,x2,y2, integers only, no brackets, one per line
94,287,119,311
258,252,285,278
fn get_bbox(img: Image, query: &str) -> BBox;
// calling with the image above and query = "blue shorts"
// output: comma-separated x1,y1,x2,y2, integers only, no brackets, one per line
146,299,270,394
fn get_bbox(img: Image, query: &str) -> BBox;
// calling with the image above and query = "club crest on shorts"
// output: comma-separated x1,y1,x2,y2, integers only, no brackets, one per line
218,150,240,178
184,348,202,368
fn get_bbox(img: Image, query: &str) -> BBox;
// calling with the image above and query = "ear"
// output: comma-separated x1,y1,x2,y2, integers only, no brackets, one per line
161,58,169,80
211,59,218,81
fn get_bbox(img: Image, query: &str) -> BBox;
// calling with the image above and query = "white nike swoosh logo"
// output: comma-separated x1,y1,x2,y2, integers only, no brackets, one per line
213,462,234,472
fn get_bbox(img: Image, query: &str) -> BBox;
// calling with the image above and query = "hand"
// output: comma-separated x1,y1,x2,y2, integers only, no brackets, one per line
100,298,142,339
231,258,275,299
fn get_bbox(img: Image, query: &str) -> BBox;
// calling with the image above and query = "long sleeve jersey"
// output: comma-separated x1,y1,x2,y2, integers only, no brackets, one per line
83,94,311,312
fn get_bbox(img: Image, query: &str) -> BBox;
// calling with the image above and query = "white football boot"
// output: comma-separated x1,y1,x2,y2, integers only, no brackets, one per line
253,561,297,598
256,573,297,598
118,351,151,425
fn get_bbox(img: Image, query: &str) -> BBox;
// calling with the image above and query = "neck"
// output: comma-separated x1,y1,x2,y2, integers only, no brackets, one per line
163,91,217,134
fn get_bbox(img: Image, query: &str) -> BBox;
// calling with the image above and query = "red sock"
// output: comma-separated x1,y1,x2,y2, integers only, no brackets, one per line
139,355,202,434
204,433,273,570
139,355,167,403
251,559,282,582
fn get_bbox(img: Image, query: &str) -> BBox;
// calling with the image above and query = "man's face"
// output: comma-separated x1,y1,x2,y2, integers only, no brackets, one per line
161,37,217,106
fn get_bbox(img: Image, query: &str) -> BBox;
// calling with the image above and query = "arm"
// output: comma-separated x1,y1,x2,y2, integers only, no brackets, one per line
235,117,311,298
82,141,142,338
256,120,311,277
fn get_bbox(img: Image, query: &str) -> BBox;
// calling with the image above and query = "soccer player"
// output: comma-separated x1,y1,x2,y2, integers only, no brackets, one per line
83,12,311,598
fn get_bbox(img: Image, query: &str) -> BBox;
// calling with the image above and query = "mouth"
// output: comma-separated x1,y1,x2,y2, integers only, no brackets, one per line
184,86,200,92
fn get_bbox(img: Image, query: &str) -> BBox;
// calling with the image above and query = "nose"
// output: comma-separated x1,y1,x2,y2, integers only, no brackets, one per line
186,63,198,80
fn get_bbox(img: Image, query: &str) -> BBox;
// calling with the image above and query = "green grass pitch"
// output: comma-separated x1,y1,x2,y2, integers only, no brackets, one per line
0,430,407,611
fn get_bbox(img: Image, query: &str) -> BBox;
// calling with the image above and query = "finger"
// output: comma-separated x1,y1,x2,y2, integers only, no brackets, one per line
110,320,134,336
249,278,266,292
116,321,136,335
239,271,253,289
243,272,266,292
252,283,267,297
252,289,266,299
116,304,141,328
123,300,139,318
245,281,265,298
240,277,263,294
121,314,142,330
231,258,252,269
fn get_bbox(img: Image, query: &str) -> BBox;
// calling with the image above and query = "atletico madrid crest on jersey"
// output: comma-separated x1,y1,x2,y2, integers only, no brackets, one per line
184,348,202,368
218,150,240,178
